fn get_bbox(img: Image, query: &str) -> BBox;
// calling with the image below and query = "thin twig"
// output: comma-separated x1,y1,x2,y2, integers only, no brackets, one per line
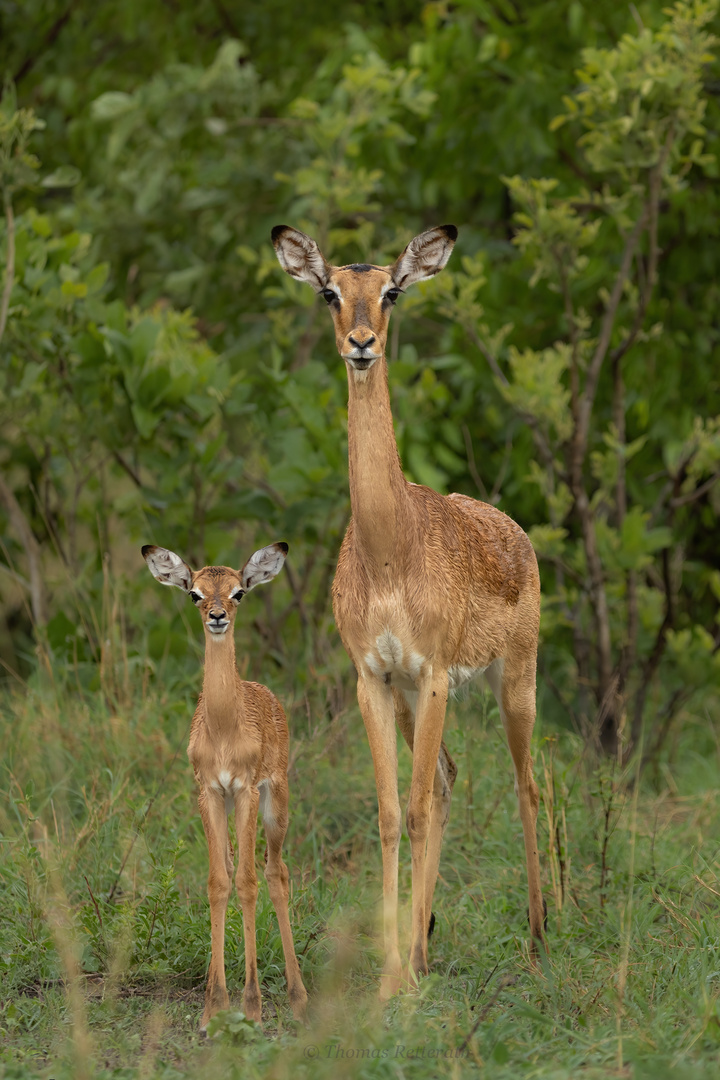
670,470,720,509
461,424,489,499
112,450,143,489
458,965,514,1054
83,875,103,930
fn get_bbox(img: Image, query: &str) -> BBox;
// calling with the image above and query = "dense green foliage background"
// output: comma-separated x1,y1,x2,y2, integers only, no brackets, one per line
1,2,720,1077
1,0,719,750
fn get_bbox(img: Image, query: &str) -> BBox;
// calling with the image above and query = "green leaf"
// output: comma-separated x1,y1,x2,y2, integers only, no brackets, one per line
41,165,81,188
91,91,137,120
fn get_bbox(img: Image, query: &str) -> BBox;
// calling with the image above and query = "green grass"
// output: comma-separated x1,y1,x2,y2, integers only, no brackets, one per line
2,659,720,1079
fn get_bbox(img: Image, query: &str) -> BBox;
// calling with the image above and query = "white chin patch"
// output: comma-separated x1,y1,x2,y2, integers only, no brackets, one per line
207,623,230,635
347,357,378,381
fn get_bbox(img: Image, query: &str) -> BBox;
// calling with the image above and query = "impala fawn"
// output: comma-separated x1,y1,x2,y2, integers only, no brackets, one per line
142,541,307,1029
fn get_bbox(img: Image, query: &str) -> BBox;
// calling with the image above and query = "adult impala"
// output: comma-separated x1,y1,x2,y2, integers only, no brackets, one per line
273,223,545,995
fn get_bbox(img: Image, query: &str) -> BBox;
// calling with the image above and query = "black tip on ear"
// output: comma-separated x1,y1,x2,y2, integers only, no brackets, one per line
271,225,290,244
440,224,458,241
277,541,289,555
141,545,154,558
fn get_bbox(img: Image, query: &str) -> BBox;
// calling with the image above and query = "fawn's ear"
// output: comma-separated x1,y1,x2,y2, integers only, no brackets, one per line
389,224,458,289
240,542,289,592
142,545,193,592
272,225,331,290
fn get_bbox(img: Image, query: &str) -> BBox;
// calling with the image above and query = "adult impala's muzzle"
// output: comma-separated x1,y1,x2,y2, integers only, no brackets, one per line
343,329,380,368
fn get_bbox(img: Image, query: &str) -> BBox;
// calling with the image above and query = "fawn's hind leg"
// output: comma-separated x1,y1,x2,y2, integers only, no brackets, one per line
234,786,262,1021
261,778,307,1020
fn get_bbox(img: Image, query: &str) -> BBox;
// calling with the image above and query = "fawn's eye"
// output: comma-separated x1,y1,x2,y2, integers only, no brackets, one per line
385,288,401,304
321,288,338,304
229,588,244,604
189,591,202,604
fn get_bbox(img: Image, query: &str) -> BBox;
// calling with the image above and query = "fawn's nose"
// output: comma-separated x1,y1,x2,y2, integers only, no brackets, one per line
209,608,227,622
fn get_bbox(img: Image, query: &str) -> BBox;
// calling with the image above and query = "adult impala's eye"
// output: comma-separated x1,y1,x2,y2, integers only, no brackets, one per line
321,289,338,304
189,591,202,604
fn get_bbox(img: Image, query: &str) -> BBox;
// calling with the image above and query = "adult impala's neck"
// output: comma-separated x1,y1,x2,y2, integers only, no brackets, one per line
346,355,408,564
202,630,240,737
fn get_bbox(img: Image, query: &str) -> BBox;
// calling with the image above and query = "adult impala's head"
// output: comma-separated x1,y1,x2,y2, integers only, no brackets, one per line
272,224,458,374
142,542,288,640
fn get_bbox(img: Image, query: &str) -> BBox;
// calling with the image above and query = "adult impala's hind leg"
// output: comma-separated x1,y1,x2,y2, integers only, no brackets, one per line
486,658,546,950
199,788,233,1033
262,778,308,1020
394,689,457,937
233,787,262,1022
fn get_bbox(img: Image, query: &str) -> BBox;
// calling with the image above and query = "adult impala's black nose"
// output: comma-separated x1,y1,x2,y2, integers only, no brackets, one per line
348,333,376,351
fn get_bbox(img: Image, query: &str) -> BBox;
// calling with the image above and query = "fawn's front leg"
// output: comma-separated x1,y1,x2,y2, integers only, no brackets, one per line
234,786,261,1022
199,787,232,1034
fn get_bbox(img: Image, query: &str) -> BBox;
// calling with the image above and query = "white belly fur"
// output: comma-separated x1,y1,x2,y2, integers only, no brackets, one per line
364,630,487,693
364,629,425,691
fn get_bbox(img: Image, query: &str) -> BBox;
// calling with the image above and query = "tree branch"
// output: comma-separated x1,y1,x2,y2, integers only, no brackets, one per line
112,450,143,489
574,207,649,475
0,192,15,345
466,324,558,474
0,473,48,627
13,3,76,85
631,547,674,744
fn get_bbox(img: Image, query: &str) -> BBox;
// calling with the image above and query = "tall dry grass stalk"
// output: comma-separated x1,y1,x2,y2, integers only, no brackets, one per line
540,741,569,933
616,739,643,1073
43,854,95,1079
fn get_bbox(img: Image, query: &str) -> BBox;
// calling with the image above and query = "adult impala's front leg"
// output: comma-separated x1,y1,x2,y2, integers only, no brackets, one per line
357,672,402,999
407,669,449,980
393,688,457,938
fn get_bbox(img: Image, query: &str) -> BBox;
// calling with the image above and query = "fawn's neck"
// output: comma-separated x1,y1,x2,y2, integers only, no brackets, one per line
202,631,242,738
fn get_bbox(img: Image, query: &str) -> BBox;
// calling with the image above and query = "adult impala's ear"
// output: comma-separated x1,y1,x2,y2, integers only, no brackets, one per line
390,224,458,289
142,545,193,592
271,225,331,290
240,541,289,592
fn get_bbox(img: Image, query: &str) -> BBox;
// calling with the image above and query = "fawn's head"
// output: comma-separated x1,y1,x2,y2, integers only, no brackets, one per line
142,542,288,639
272,224,457,374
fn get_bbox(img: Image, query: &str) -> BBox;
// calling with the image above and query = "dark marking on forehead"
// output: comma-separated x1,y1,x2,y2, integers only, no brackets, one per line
337,264,391,274
196,565,239,585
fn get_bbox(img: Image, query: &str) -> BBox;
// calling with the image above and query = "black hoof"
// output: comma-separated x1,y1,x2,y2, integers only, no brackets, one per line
427,911,436,939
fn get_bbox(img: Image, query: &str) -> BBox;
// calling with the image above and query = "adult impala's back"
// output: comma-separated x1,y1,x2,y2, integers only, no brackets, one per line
273,223,545,995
